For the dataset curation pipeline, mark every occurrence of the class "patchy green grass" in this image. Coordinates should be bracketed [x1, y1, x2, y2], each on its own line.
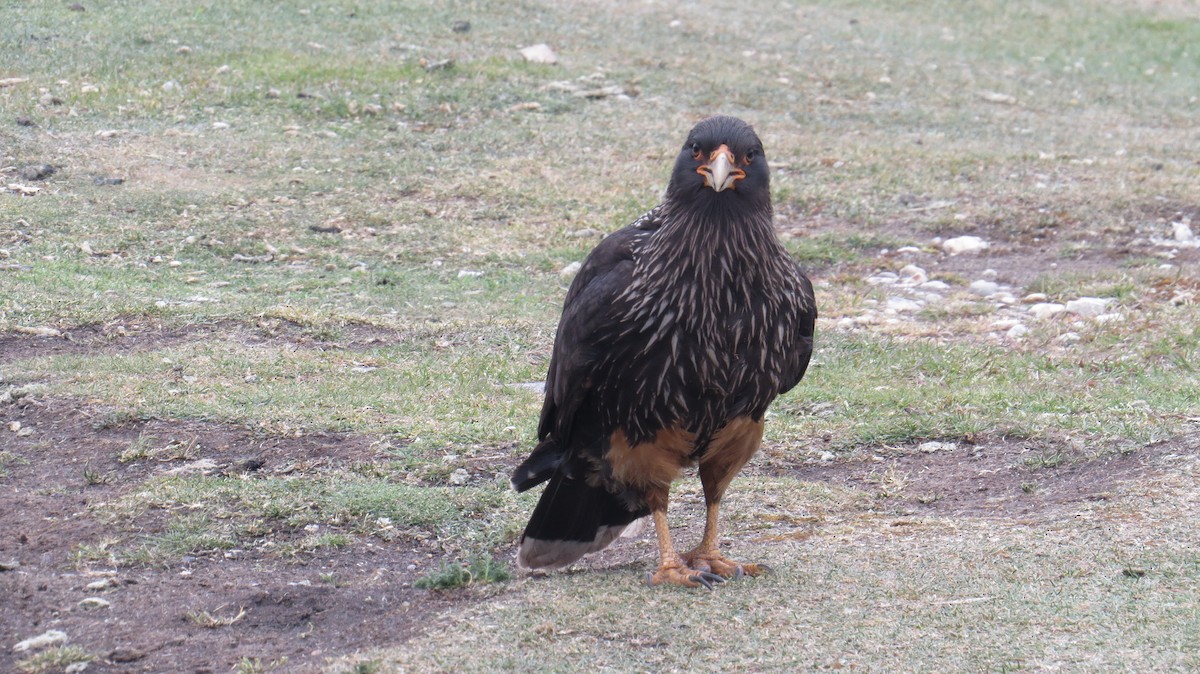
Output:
[15, 646, 94, 674]
[106, 474, 530, 566]
[414, 555, 512, 590]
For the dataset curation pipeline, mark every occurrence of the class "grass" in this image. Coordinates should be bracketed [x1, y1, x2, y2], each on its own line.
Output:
[187, 606, 248, 629]
[14, 646, 94, 674]
[3, 0, 1200, 671]
[414, 556, 512, 590]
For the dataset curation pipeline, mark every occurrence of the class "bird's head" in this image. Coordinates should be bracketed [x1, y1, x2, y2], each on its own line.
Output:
[666, 116, 769, 207]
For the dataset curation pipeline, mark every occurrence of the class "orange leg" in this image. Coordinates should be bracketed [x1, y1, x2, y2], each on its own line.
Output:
[682, 419, 770, 579]
[681, 500, 769, 579]
[645, 488, 725, 590]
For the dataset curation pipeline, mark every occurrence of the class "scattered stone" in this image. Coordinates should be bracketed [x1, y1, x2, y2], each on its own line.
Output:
[1006, 324, 1029, 339]
[19, 164, 56, 181]
[14, 325, 62, 337]
[451, 20, 471, 33]
[163, 459, 220, 476]
[79, 597, 112, 610]
[1065, 297, 1109, 317]
[917, 441, 956, 453]
[567, 228, 600, 238]
[65, 662, 89, 674]
[232, 253, 272, 263]
[942, 235, 989, 255]
[211, 121, 230, 130]
[109, 648, 146, 663]
[574, 85, 626, 99]
[449, 468, 470, 486]
[16, 116, 36, 126]
[896, 246, 922, 254]
[7, 182, 41, 196]
[920, 280, 950, 290]
[457, 269, 483, 278]
[1095, 312, 1123, 324]
[86, 578, 116, 591]
[885, 297, 923, 313]
[1027, 302, 1066, 319]
[898, 264, 927, 284]
[968, 280, 999, 296]
[13, 629, 68, 652]
[1022, 293, 1048, 304]
[69, 3, 86, 11]
[0, 77, 31, 88]
[1172, 221, 1194, 243]
[1058, 332, 1082, 343]
[989, 292, 1017, 305]
[420, 58, 454, 71]
[520, 43, 558, 64]
[560, 260, 583, 279]
[0, 559, 19, 571]
[865, 271, 898, 285]
[978, 90, 1017, 105]
[980, 269, 998, 280]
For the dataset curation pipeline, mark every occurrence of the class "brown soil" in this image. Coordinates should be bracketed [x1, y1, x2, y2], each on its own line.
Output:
[0, 397, 465, 674]
[0, 318, 404, 366]
[768, 436, 1197, 519]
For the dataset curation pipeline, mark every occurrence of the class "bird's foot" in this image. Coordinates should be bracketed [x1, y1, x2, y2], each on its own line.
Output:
[682, 548, 770, 580]
[646, 561, 726, 590]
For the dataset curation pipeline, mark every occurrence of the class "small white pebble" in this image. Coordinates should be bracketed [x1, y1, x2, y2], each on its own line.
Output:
[1028, 302, 1066, 319]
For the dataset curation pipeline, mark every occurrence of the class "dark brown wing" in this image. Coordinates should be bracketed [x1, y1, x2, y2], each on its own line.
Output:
[511, 212, 659, 492]
[778, 265, 817, 396]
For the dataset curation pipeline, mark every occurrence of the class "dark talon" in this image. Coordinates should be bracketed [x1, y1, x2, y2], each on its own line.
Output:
[756, 563, 774, 575]
[646, 572, 655, 588]
[733, 565, 744, 580]
[699, 571, 725, 587]
[691, 574, 715, 590]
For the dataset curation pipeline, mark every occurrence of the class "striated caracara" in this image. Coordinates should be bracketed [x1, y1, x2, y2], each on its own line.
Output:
[511, 116, 817, 588]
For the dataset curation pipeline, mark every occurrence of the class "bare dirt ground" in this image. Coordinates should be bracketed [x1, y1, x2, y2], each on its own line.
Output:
[0, 397, 456, 674]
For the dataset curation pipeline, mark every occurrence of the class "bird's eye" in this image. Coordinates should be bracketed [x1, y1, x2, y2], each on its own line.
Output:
[690, 142, 702, 159]
[745, 149, 759, 163]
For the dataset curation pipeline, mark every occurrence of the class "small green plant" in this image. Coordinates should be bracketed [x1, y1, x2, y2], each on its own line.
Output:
[71, 540, 119, 569]
[1024, 451, 1068, 470]
[118, 434, 154, 463]
[15, 645, 93, 673]
[187, 606, 247, 628]
[0, 450, 29, 479]
[83, 464, 111, 486]
[415, 556, 512, 590]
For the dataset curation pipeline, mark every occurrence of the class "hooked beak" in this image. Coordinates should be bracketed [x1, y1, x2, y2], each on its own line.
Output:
[697, 144, 745, 192]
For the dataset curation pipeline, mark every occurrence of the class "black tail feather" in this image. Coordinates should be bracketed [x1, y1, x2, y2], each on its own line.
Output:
[511, 438, 563, 492]
[517, 471, 645, 569]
